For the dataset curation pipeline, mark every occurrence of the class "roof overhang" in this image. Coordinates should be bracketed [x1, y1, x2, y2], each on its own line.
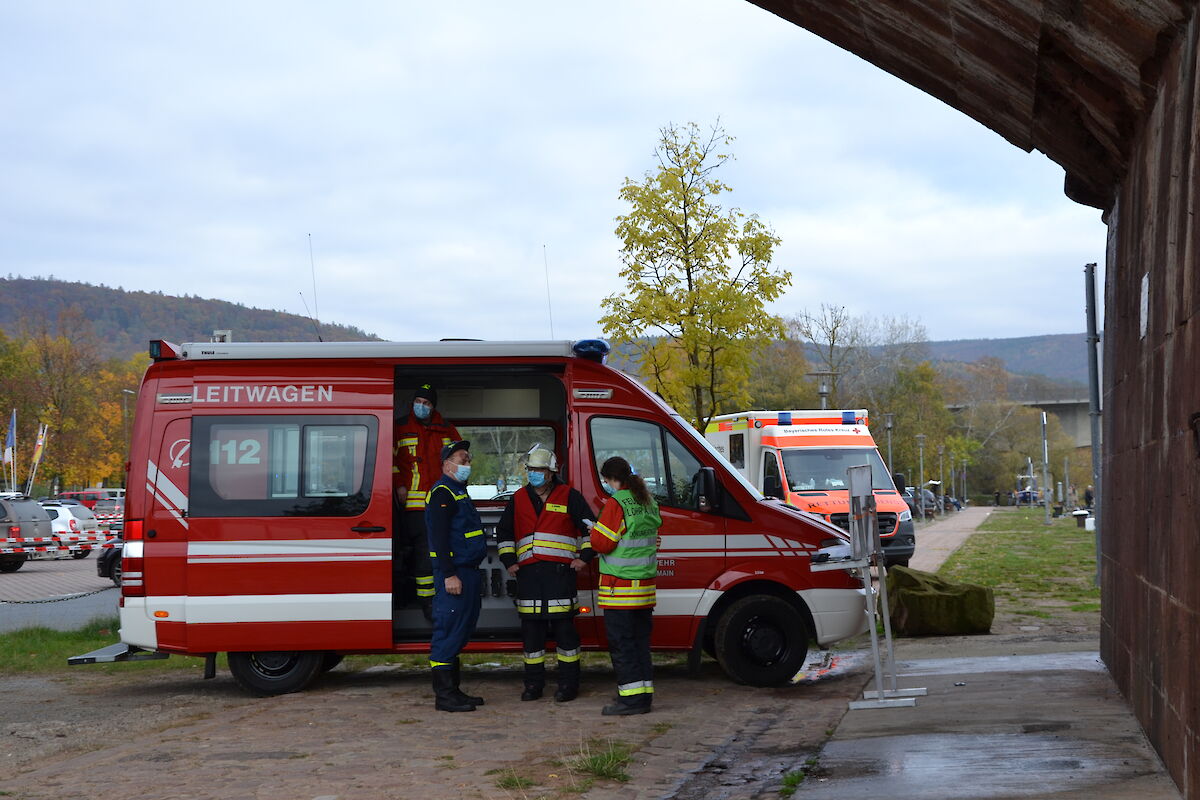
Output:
[748, 1, 1195, 209]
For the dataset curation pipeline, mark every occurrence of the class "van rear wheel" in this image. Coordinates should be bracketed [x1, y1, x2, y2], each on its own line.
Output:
[228, 651, 323, 696]
[713, 595, 809, 687]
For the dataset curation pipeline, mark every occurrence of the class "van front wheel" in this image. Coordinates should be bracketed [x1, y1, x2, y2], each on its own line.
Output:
[228, 651, 323, 696]
[713, 595, 809, 687]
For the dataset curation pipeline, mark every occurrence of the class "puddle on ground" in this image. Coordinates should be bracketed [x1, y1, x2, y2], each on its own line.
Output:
[794, 732, 1153, 799]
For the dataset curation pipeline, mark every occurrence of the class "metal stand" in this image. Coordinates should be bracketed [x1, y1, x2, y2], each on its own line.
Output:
[843, 465, 926, 710]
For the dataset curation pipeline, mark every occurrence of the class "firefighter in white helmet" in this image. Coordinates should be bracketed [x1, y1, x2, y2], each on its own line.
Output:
[496, 446, 595, 701]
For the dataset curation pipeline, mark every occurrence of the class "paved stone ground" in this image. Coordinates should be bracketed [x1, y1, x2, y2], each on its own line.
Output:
[908, 505, 994, 572]
[0, 550, 114, 601]
[0, 552, 120, 633]
[3, 657, 870, 800]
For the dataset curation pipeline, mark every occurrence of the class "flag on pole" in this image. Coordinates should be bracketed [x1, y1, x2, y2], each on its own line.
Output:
[29, 424, 47, 473]
[24, 424, 47, 496]
[2, 409, 14, 466]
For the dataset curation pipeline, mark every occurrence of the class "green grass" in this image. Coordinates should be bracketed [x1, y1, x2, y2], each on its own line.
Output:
[495, 771, 536, 790]
[780, 757, 820, 797]
[572, 738, 633, 782]
[0, 616, 219, 675]
[938, 508, 1100, 619]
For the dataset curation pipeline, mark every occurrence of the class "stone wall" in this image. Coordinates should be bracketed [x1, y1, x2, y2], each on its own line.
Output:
[1102, 9, 1200, 797]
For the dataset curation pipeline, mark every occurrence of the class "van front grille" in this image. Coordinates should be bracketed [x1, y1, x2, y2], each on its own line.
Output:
[828, 512, 898, 537]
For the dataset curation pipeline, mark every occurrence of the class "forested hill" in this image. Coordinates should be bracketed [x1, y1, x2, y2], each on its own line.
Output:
[0, 277, 380, 361]
[923, 332, 1092, 386]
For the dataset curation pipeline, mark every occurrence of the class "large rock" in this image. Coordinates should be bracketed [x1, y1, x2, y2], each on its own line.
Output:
[884, 565, 994, 636]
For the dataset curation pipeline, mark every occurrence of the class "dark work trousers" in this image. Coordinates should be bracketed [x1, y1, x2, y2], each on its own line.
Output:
[402, 510, 435, 602]
[521, 616, 581, 689]
[429, 568, 482, 668]
[603, 606, 654, 707]
[518, 562, 582, 690]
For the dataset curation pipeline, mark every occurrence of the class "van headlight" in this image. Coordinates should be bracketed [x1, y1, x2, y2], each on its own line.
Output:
[899, 508, 912, 522]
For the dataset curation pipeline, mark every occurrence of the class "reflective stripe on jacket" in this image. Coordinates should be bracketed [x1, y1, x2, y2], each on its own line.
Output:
[510, 484, 579, 565]
[591, 490, 661, 609]
[424, 477, 486, 570]
[393, 412, 459, 510]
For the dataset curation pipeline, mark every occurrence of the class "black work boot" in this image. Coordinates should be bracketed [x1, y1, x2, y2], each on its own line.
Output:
[451, 658, 484, 706]
[521, 659, 545, 700]
[601, 700, 651, 716]
[554, 660, 580, 702]
[433, 669, 476, 712]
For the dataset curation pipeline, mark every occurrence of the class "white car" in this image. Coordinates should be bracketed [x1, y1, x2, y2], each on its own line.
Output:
[40, 502, 103, 559]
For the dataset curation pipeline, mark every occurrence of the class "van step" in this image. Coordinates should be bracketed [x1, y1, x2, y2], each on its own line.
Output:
[67, 643, 170, 666]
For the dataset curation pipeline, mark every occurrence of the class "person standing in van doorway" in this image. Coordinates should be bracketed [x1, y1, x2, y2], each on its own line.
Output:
[496, 447, 595, 703]
[425, 440, 487, 712]
[590, 456, 662, 716]
[394, 383, 460, 619]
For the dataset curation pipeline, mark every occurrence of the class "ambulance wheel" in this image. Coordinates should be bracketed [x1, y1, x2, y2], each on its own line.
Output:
[320, 653, 344, 672]
[227, 651, 323, 696]
[0, 555, 27, 573]
[713, 595, 808, 687]
[72, 550, 90, 559]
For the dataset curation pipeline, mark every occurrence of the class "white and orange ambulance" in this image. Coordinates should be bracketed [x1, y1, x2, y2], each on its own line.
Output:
[71, 340, 869, 694]
[705, 410, 915, 567]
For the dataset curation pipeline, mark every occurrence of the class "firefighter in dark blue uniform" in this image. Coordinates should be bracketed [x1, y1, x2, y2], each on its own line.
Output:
[425, 440, 488, 712]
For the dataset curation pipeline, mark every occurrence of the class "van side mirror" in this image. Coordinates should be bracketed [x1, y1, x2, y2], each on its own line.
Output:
[695, 467, 721, 512]
[763, 474, 785, 500]
[892, 473, 907, 493]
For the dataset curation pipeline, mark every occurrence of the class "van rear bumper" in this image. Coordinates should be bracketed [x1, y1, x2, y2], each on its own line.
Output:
[119, 598, 158, 650]
[799, 588, 869, 645]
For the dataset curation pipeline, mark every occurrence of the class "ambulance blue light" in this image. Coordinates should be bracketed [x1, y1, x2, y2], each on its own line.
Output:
[779, 412, 792, 425]
[572, 339, 610, 363]
[841, 411, 857, 425]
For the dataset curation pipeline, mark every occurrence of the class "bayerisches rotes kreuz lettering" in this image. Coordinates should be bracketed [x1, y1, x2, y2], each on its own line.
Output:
[192, 384, 335, 404]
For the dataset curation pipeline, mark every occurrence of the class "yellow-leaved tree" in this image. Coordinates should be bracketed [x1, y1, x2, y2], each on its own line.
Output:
[599, 121, 792, 432]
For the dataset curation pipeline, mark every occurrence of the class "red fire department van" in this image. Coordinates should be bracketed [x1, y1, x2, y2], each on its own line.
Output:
[71, 339, 867, 695]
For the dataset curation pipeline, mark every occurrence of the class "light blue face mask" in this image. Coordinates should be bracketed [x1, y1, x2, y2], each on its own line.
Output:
[454, 464, 471, 483]
[527, 470, 547, 488]
[602, 482, 616, 495]
[413, 402, 432, 420]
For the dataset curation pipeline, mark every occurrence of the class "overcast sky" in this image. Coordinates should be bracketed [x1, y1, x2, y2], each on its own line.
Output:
[1, 1, 1106, 344]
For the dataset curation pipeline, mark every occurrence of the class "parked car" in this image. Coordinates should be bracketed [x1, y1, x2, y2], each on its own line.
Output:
[96, 534, 124, 586]
[41, 502, 102, 559]
[55, 489, 124, 510]
[0, 495, 53, 572]
[92, 498, 125, 531]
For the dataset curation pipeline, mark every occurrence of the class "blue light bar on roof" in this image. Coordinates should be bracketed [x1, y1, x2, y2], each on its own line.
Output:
[572, 339, 611, 363]
[778, 412, 792, 425]
[842, 411, 857, 424]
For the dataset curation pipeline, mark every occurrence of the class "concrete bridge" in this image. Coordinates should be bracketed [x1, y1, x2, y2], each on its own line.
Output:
[948, 398, 1094, 449]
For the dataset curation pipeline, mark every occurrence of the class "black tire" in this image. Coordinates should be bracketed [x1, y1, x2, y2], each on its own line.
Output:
[72, 550, 91, 559]
[111, 560, 123, 587]
[320, 653, 344, 673]
[0, 554, 27, 573]
[713, 594, 809, 687]
[227, 651, 324, 696]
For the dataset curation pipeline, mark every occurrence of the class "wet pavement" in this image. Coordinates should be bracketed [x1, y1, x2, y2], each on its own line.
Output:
[794, 644, 1181, 799]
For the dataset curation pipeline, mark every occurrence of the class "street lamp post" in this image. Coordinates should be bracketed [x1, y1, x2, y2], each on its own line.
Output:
[883, 413, 894, 474]
[938, 445, 945, 509]
[916, 434, 926, 521]
[806, 371, 836, 410]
